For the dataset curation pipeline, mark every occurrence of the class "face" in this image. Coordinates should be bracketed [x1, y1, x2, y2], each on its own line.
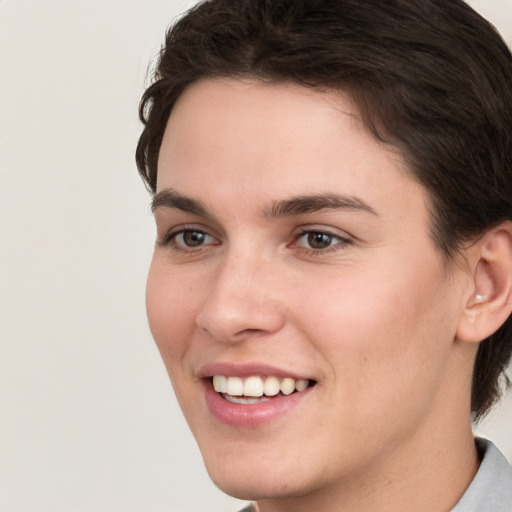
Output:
[147, 79, 469, 502]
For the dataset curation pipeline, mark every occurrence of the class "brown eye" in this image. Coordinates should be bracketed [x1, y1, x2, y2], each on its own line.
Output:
[181, 230, 207, 247]
[169, 229, 218, 249]
[307, 232, 334, 249]
[292, 229, 350, 253]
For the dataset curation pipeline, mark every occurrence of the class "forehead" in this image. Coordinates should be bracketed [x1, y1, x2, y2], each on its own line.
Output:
[156, 78, 430, 230]
[159, 79, 408, 182]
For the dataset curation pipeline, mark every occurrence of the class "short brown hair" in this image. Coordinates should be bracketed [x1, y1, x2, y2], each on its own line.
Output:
[136, 0, 512, 420]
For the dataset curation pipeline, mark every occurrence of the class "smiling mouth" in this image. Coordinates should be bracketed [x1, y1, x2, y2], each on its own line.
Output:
[211, 375, 315, 404]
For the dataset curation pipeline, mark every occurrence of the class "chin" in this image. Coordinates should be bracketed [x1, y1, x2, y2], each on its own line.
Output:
[208, 471, 302, 502]
[201, 447, 320, 502]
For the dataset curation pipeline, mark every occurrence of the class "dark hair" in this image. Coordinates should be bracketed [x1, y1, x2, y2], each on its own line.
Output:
[136, 0, 512, 420]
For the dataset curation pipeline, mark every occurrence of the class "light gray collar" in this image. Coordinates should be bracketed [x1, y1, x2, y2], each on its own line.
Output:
[238, 439, 512, 512]
[452, 438, 512, 511]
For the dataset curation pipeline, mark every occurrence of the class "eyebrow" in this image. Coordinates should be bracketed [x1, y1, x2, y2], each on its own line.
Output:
[151, 189, 208, 216]
[151, 188, 378, 218]
[263, 193, 378, 218]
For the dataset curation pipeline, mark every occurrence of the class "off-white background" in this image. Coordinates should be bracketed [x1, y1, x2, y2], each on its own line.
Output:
[1, 1, 511, 511]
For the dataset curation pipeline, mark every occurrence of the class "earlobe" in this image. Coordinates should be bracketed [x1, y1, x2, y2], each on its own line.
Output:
[456, 222, 512, 343]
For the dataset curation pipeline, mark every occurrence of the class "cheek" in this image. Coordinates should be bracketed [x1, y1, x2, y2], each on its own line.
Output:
[298, 257, 456, 413]
[145, 258, 198, 363]
[145, 259, 207, 416]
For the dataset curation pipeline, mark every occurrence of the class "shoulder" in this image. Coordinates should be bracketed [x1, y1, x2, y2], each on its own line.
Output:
[452, 438, 512, 511]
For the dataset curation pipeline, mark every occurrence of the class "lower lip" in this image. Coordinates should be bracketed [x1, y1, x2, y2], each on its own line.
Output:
[203, 380, 312, 427]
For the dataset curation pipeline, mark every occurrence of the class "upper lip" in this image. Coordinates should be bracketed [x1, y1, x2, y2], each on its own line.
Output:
[198, 362, 314, 381]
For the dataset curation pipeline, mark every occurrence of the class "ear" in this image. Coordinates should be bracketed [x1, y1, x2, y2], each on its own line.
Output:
[456, 221, 512, 343]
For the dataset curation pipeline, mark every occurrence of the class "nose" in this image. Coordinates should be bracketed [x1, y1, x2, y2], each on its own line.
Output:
[195, 252, 285, 343]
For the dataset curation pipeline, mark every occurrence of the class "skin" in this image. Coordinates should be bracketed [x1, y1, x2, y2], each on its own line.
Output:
[146, 78, 482, 511]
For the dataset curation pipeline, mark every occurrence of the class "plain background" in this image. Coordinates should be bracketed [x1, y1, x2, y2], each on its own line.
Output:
[1, 1, 511, 511]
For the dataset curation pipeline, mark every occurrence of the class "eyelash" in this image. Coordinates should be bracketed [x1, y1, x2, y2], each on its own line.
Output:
[291, 228, 352, 254]
[157, 226, 352, 255]
[158, 226, 218, 252]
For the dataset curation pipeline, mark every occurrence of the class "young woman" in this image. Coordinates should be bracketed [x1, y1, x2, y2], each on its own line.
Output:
[137, 1, 512, 510]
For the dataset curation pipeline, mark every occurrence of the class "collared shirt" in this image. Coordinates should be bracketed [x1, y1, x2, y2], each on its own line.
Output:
[452, 438, 512, 511]
[238, 439, 512, 512]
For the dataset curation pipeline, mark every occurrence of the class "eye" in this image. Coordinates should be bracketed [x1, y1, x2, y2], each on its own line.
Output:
[175, 230, 212, 247]
[302, 232, 336, 249]
[293, 229, 351, 252]
[160, 228, 219, 250]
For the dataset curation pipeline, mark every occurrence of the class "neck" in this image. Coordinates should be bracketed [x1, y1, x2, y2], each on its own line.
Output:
[257, 354, 480, 512]
[257, 426, 478, 512]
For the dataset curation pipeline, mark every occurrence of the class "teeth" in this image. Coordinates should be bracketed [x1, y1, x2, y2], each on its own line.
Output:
[212, 375, 311, 398]
[225, 395, 270, 405]
[280, 377, 295, 395]
[226, 376, 244, 396]
[263, 376, 280, 396]
[213, 375, 227, 393]
[295, 379, 308, 392]
[244, 376, 264, 397]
